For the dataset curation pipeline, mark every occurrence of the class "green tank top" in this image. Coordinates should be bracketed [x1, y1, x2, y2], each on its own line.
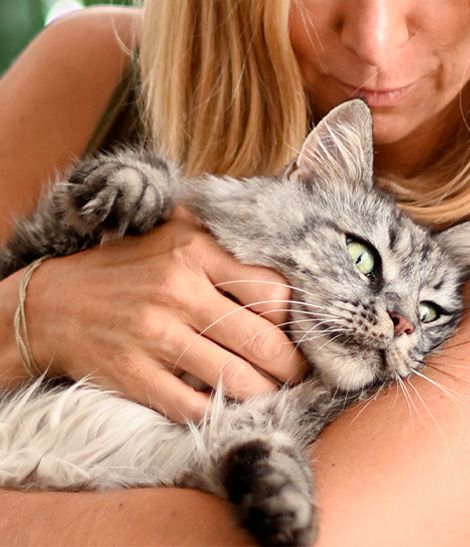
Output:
[84, 60, 143, 156]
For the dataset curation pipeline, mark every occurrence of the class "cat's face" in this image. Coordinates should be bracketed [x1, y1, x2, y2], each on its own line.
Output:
[184, 100, 470, 392]
[279, 180, 464, 392]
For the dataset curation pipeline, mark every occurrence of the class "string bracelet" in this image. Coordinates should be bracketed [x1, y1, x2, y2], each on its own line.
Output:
[13, 255, 51, 378]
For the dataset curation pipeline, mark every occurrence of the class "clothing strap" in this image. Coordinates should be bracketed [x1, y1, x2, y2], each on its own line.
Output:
[85, 57, 142, 156]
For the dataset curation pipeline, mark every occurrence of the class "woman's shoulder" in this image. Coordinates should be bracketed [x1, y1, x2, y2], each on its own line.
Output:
[0, 5, 141, 155]
[45, 6, 140, 55]
[0, 6, 142, 238]
[28, 5, 140, 91]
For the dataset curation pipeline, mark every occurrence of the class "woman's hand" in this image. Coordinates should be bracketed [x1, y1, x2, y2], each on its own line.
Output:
[26, 214, 306, 422]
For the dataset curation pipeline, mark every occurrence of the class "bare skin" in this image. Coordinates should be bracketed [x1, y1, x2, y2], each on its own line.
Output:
[0, 5, 469, 546]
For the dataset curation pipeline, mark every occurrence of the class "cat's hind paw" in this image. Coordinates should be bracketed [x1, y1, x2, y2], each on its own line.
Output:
[223, 438, 317, 547]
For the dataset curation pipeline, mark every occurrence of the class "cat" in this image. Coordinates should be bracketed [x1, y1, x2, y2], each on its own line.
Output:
[0, 100, 469, 546]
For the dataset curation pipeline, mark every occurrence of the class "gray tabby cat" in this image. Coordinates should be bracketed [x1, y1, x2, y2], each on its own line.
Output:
[0, 100, 469, 546]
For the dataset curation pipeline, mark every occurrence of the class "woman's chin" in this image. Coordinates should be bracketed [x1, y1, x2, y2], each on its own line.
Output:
[370, 112, 417, 146]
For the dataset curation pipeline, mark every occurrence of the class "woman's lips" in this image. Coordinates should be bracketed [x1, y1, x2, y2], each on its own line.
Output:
[333, 78, 413, 107]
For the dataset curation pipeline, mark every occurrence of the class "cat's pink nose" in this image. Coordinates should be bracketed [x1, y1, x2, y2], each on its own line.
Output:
[388, 311, 415, 337]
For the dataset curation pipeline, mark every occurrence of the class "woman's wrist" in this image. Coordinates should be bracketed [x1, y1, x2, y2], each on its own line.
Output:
[0, 268, 33, 387]
[23, 256, 67, 378]
[0, 258, 64, 387]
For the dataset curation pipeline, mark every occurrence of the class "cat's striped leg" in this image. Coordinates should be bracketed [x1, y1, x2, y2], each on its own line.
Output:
[180, 383, 334, 546]
[0, 149, 176, 279]
[183, 405, 317, 547]
[221, 433, 316, 547]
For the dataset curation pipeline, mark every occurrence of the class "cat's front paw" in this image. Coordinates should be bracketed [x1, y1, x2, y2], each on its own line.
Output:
[63, 152, 174, 237]
[224, 438, 317, 547]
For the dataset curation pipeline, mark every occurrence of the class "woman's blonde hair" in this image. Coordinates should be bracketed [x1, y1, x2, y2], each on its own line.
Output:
[139, 0, 470, 227]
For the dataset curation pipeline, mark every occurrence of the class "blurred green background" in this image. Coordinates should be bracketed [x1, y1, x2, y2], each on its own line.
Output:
[0, 0, 132, 74]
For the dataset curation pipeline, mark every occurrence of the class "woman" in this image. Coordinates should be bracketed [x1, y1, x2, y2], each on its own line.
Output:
[0, 1, 469, 545]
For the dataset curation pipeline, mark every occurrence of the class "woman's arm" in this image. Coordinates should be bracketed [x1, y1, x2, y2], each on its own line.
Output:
[0, 6, 138, 243]
[0, 487, 255, 546]
[0, 5, 137, 388]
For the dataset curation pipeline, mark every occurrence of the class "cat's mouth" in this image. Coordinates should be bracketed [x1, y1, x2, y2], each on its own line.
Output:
[378, 349, 388, 370]
[296, 319, 413, 390]
[313, 337, 401, 389]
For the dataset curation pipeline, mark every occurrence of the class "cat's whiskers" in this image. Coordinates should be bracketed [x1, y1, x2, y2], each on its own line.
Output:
[225, 317, 328, 365]
[405, 376, 457, 463]
[289, 327, 344, 362]
[411, 368, 468, 404]
[423, 362, 470, 386]
[217, 280, 353, 316]
[300, 320, 343, 334]
[172, 286, 346, 374]
[293, 310, 340, 320]
[403, 377, 428, 425]
[436, 336, 470, 352]
[216, 280, 366, 333]
[311, 332, 347, 355]
[425, 356, 470, 367]
[298, 330, 345, 347]
[291, 316, 345, 352]
[330, 302, 367, 318]
[172, 298, 322, 370]
[300, 325, 346, 342]
[349, 381, 386, 425]
[396, 375, 415, 423]
[310, 326, 357, 351]
[183, 304, 348, 388]
[214, 279, 322, 304]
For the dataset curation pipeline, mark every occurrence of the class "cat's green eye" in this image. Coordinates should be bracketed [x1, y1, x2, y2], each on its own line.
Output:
[418, 302, 440, 323]
[347, 240, 375, 276]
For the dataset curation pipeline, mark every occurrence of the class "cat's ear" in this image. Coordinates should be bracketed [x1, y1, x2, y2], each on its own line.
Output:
[434, 221, 470, 277]
[288, 99, 374, 188]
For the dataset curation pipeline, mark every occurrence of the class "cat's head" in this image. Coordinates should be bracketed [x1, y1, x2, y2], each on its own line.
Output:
[183, 100, 470, 392]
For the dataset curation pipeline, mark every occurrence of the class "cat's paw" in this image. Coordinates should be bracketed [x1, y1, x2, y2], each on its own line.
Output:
[63, 152, 174, 237]
[224, 438, 317, 547]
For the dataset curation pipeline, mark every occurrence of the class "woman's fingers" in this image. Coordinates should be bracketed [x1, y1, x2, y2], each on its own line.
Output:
[189, 289, 306, 384]
[208, 250, 296, 327]
[145, 371, 212, 423]
[104, 356, 212, 423]
[161, 324, 279, 399]
[152, 224, 306, 385]
[191, 234, 307, 382]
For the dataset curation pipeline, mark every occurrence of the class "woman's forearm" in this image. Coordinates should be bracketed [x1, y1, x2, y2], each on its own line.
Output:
[0, 487, 255, 546]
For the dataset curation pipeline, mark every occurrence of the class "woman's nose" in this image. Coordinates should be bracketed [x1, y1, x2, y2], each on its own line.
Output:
[339, 0, 412, 68]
